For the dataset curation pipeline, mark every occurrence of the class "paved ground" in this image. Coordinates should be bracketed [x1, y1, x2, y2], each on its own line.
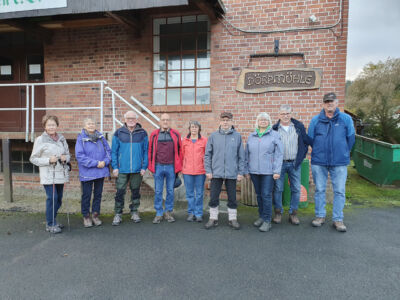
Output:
[1, 207, 399, 300]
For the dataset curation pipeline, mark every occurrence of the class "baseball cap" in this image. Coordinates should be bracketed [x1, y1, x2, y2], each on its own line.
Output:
[220, 112, 233, 119]
[323, 92, 337, 102]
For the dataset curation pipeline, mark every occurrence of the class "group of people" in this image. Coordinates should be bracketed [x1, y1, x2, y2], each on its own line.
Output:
[30, 92, 355, 234]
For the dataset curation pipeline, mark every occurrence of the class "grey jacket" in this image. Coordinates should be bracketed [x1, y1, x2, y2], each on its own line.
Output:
[204, 127, 245, 179]
[245, 129, 283, 175]
[30, 132, 70, 185]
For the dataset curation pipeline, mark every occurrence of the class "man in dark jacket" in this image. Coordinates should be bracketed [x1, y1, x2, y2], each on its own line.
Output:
[272, 105, 312, 225]
[204, 112, 245, 230]
[308, 92, 355, 232]
[111, 111, 148, 226]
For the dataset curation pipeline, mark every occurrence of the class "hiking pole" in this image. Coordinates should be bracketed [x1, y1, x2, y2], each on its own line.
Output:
[51, 162, 56, 236]
[60, 160, 70, 231]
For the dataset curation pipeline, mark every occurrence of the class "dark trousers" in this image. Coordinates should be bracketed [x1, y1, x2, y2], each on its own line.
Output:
[81, 178, 105, 217]
[44, 184, 64, 226]
[209, 178, 237, 209]
[250, 174, 274, 222]
[114, 173, 142, 214]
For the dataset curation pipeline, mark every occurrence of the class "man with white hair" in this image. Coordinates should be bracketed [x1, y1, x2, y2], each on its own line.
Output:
[272, 104, 312, 225]
[111, 111, 148, 226]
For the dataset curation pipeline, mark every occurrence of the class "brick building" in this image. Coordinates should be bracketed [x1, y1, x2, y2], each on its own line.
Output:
[0, 0, 348, 198]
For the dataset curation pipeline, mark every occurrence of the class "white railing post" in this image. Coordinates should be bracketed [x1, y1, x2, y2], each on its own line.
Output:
[130, 96, 160, 122]
[100, 81, 104, 133]
[112, 93, 116, 133]
[31, 85, 35, 142]
[25, 84, 30, 142]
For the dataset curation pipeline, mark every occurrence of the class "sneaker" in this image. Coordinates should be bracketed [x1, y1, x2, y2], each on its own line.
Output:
[195, 216, 203, 223]
[333, 221, 347, 232]
[56, 223, 65, 229]
[311, 217, 326, 227]
[229, 219, 241, 230]
[164, 211, 176, 223]
[152, 215, 163, 224]
[253, 218, 264, 227]
[83, 217, 93, 228]
[186, 214, 195, 222]
[289, 212, 300, 225]
[112, 214, 122, 226]
[272, 210, 282, 224]
[131, 212, 142, 223]
[204, 219, 218, 229]
[92, 213, 102, 226]
[45, 225, 62, 234]
[259, 221, 272, 232]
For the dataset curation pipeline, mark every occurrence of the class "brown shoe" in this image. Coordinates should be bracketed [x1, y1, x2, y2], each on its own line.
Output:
[164, 211, 176, 223]
[272, 209, 282, 224]
[204, 219, 218, 229]
[83, 216, 93, 228]
[152, 215, 163, 224]
[289, 211, 300, 225]
[311, 217, 325, 227]
[92, 212, 102, 226]
[333, 221, 347, 232]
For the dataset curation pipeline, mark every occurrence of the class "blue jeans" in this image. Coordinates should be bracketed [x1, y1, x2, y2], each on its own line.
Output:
[250, 174, 274, 222]
[81, 178, 104, 217]
[183, 174, 206, 217]
[273, 161, 301, 214]
[311, 164, 348, 222]
[44, 184, 64, 226]
[154, 164, 175, 216]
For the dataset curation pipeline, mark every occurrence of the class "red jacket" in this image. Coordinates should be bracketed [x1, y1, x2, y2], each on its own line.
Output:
[148, 128, 182, 173]
[182, 136, 207, 175]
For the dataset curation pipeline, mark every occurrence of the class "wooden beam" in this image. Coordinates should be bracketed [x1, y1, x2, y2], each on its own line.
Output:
[191, 0, 218, 24]
[41, 18, 118, 29]
[4, 20, 53, 44]
[105, 12, 141, 36]
[2, 139, 13, 203]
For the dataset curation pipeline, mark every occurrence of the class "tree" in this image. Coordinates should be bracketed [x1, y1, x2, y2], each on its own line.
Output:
[346, 58, 400, 143]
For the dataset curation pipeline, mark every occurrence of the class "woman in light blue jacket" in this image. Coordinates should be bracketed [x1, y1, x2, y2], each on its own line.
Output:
[245, 112, 283, 232]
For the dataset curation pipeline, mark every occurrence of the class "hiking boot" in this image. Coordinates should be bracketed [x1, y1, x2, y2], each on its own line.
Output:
[289, 211, 300, 225]
[195, 216, 203, 223]
[259, 221, 272, 232]
[253, 218, 264, 227]
[272, 210, 282, 224]
[186, 213, 195, 222]
[333, 221, 347, 232]
[83, 217, 93, 228]
[112, 214, 122, 226]
[229, 219, 241, 230]
[204, 219, 218, 229]
[152, 215, 163, 224]
[131, 212, 141, 223]
[311, 217, 325, 227]
[46, 225, 62, 234]
[164, 211, 176, 223]
[92, 213, 102, 226]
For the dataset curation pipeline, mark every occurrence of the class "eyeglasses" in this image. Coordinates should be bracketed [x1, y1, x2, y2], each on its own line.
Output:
[280, 113, 291, 116]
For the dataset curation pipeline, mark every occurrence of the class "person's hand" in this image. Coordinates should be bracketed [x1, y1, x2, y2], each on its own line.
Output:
[140, 169, 146, 176]
[206, 173, 213, 180]
[273, 173, 280, 180]
[113, 169, 119, 177]
[49, 155, 58, 164]
[97, 161, 105, 168]
[237, 174, 243, 182]
[60, 155, 67, 162]
[245, 174, 250, 179]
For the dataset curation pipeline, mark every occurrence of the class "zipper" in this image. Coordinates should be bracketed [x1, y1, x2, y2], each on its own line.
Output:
[130, 131, 133, 172]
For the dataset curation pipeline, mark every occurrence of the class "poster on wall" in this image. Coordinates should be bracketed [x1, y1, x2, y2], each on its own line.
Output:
[0, 0, 67, 14]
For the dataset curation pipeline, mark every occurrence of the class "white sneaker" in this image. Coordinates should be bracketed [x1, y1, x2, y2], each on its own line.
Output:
[112, 214, 122, 226]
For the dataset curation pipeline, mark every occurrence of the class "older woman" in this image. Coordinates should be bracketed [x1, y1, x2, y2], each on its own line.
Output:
[75, 118, 111, 227]
[182, 121, 207, 222]
[30, 115, 70, 234]
[245, 112, 283, 232]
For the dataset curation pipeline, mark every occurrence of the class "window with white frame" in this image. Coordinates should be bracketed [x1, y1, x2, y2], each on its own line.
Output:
[153, 15, 210, 106]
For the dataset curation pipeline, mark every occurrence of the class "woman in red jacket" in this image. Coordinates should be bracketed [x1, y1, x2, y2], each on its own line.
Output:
[182, 121, 207, 222]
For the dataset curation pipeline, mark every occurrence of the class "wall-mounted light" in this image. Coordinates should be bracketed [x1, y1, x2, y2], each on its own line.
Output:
[309, 15, 317, 23]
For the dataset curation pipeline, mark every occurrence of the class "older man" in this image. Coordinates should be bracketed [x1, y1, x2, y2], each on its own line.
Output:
[148, 113, 182, 224]
[111, 111, 148, 226]
[272, 105, 312, 225]
[308, 92, 355, 232]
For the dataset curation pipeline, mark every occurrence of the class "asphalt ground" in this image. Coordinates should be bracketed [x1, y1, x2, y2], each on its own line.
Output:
[0, 207, 399, 300]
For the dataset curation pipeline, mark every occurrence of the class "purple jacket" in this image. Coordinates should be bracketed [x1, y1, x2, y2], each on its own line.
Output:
[75, 130, 111, 181]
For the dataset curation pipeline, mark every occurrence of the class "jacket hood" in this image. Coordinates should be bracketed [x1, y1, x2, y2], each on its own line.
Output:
[41, 131, 65, 143]
[80, 129, 104, 140]
[121, 123, 144, 133]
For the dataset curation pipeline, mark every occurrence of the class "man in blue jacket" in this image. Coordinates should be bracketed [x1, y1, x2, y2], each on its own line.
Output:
[308, 93, 355, 232]
[272, 105, 312, 225]
[111, 111, 148, 226]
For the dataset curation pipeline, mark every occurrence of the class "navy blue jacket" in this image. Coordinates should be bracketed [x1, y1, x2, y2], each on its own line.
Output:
[111, 123, 149, 173]
[273, 118, 312, 169]
[308, 108, 355, 166]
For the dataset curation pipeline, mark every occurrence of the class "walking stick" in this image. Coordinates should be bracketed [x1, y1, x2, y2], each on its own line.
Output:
[51, 162, 56, 236]
[61, 160, 70, 231]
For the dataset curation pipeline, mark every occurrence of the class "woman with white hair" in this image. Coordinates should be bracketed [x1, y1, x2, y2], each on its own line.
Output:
[75, 118, 111, 227]
[245, 112, 283, 232]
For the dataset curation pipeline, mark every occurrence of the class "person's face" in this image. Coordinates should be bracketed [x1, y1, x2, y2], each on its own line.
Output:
[258, 117, 269, 128]
[279, 111, 291, 125]
[84, 120, 96, 133]
[323, 100, 338, 114]
[220, 117, 232, 130]
[190, 124, 199, 136]
[160, 114, 170, 130]
[125, 113, 138, 128]
[45, 119, 58, 135]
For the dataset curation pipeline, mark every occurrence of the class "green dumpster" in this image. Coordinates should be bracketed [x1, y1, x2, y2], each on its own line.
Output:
[282, 159, 309, 208]
[352, 135, 400, 186]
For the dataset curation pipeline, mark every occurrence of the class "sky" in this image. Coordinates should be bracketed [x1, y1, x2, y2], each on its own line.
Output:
[346, 0, 400, 80]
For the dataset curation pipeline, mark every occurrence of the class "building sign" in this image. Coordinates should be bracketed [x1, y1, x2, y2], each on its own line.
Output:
[0, 0, 67, 14]
[236, 68, 322, 93]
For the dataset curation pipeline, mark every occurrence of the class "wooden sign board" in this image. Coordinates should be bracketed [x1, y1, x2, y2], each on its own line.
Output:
[236, 68, 322, 93]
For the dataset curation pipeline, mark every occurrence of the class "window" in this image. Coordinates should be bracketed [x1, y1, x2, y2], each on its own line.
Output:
[27, 55, 44, 81]
[153, 15, 210, 106]
[0, 57, 13, 81]
[0, 150, 39, 174]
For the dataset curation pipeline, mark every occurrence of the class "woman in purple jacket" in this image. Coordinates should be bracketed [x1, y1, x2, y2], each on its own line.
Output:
[75, 118, 111, 227]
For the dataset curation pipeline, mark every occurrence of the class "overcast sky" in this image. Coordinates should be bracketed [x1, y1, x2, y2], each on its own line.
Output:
[346, 0, 400, 80]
